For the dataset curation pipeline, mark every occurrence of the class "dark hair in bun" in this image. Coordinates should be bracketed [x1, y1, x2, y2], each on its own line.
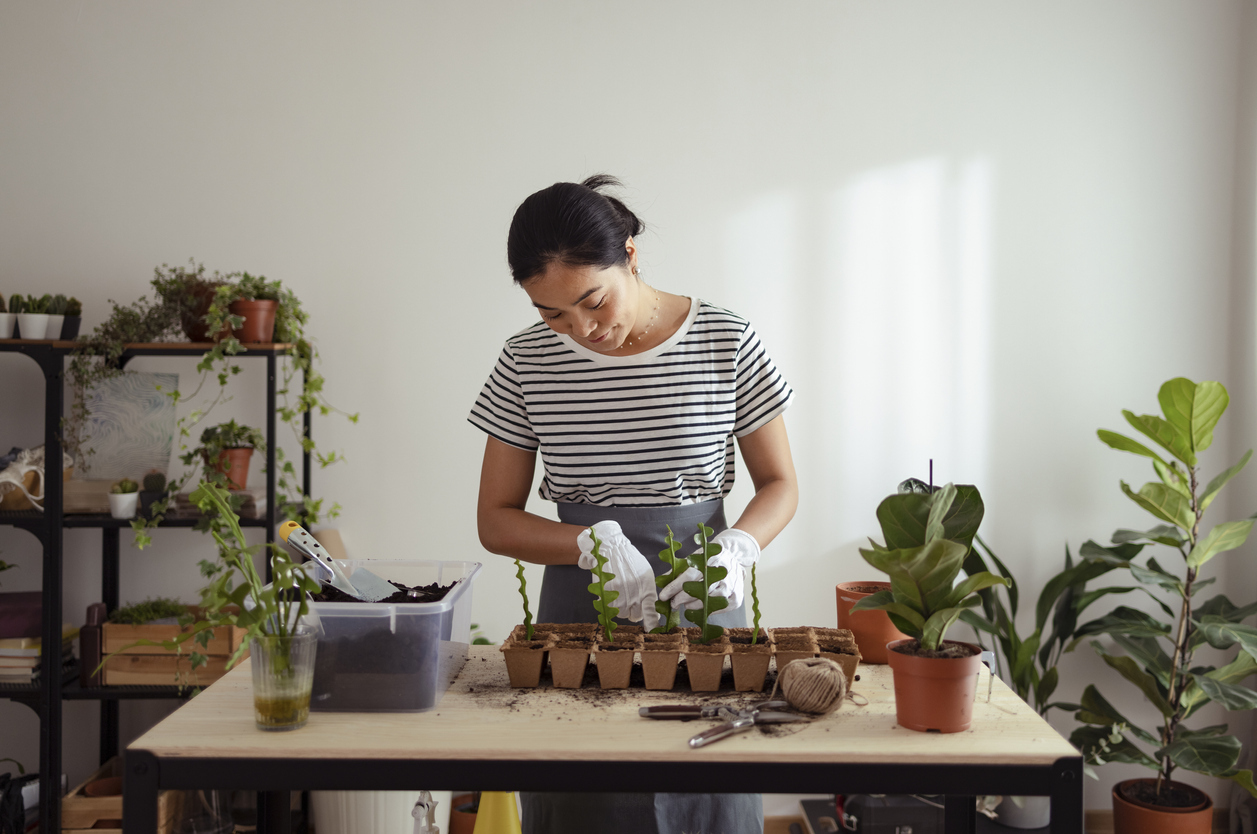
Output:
[507, 174, 645, 284]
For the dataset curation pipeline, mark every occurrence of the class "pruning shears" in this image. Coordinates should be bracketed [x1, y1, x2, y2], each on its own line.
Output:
[639, 699, 808, 748]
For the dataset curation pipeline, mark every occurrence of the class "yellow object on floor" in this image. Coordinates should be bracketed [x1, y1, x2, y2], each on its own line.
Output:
[472, 792, 521, 834]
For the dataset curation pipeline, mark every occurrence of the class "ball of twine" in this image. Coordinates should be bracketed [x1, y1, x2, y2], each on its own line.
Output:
[772, 657, 848, 714]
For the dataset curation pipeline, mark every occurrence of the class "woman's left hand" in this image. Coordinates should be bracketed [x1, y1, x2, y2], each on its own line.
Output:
[658, 528, 760, 611]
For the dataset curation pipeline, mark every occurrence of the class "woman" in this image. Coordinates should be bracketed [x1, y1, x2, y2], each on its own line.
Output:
[469, 175, 798, 834]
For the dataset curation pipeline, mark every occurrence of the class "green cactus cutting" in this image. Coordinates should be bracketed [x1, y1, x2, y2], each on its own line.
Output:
[514, 558, 533, 641]
[682, 523, 729, 645]
[585, 526, 620, 643]
[652, 525, 689, 634]
[750, 563, 762, 644]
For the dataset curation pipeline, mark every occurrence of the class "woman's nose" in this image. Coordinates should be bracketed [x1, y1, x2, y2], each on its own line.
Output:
[573, 313, 597, 337]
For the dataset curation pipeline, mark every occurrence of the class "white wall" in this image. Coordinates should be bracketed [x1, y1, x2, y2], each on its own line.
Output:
[1, 0, 1253, 813]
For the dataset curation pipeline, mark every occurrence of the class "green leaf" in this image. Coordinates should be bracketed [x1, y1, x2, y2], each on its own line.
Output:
[1035, 666, 1059, 712]
[924, 483, 955, 543]
[1097, 430, 1169, 467]
[1162, 734, 1242, 778]
[1095, 644, 1173, 717]
[1111, 525, 1186, 548]
[681, 523, 729, 644]
[1181, 651, 1257, 715]
[1201, 449, 1252, 512]
[875, 484, 984, 552]
[1227, 769, 1257, 800]
[1194, 616, 1257, 657]
[1128, 559, 1183, 596]
[1074, 684, 1158, 744]
[1079, 539, 1146, 565]
[1110, 634, 1174, 689]
[1120, 481, 1195, 531]
[1152, 459, 1192, 499]
[920, 605, 975, 651]
[652, 526, 688, 634]
[1075, 606, 1171, 641]
[1158, 378, 1228, 455]
[1123, 409, 1195, 465]
[1194, 594, 1257, 624]
[1191, 675, 1257, 711]
[945, 571, 1009, 608]
[1070, 724, 1158, 769]
[584, 527, 620, 642]
[514, 559, 533, 641]
[1187, 520, 1253, 570]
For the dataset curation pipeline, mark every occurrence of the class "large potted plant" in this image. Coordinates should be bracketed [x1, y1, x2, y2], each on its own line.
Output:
[1069, 378, 1257, 834]
[851, 479, 1008, 732]
[191, 420, 265, 491]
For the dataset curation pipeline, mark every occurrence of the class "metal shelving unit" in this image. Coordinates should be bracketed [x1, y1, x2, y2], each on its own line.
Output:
[0, 339, 310, 833]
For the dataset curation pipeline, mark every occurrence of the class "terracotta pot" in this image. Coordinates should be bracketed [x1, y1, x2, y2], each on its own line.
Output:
[594, 644, 634, 689]
[836, 581, 907, 664]
[684, 645, 727, 692]
[209, 447, 253, 490]
[230, 299, 278, 343]
[1112, 778, 1212, 834]
[548, 643, 591, 689]
[448, 794, 477, 834]
[886, 638, 981, 733]
[501, 641, 547, 688]
[730, 645, 771, 692]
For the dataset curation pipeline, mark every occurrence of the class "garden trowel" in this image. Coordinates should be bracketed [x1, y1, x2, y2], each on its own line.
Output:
[278, 520, 396, 602]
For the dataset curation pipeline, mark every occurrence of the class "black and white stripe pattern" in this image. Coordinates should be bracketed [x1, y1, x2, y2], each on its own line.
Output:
[469, 300, 793, 507]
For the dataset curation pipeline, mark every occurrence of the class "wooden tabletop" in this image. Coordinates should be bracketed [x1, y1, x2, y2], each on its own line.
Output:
[129, 646, 1078, 767]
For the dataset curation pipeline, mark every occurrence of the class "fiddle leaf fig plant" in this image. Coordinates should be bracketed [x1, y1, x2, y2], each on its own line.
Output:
[586, 527, 619, 643]
[652, 525, 688, 634]
[852, 481, 1009, 654]
[682, 523, 729, 645]
[1069, 378, 1257, 801]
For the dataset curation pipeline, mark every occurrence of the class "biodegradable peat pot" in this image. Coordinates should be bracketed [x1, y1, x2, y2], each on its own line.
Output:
[774, 628, 818, 670]
[815, 627, 862, 688]
[684, 643, 727, 692]
[230, 299, 278, 343]
[886, 638, 982, 733]
[501, 639, 549, 688]
[1111, 779, 1212, 834]
[836, 581, 907, 664]
[548, 639, 593, 689]
[639, 633, 683, 690]
[210, 447, 254, 490]
[594, 643, 634, 689]
[730, 644, 771, 692]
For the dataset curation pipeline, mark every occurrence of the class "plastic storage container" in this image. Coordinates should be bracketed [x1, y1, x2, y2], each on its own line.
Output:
[305, 559, 481, 712]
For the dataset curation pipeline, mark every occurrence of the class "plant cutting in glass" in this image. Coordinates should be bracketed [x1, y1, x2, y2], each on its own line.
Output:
[851, 480, 1008, 654]
[1068, 377, 1257, 802]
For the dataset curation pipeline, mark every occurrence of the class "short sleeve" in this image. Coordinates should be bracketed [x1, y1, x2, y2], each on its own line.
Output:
[467, 345, 539, 451]
[731, 322, 794, 437]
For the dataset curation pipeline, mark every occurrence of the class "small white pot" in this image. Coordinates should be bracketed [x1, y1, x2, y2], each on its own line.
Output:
[996, 795, 1050, 829]
[108, 492, 138, 519]
[0, 313, 13, 339]
[16, 313, 49, 340]
[45, 314, 65, 340]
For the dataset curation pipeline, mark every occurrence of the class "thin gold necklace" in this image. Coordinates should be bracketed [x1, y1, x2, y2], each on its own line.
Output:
[626, 287, 661, 347]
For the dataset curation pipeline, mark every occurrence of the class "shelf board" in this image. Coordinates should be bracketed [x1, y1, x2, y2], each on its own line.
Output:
[0, 339, 295, 356]
[0, 512, 270, 530]
[63, 678, 193, 701]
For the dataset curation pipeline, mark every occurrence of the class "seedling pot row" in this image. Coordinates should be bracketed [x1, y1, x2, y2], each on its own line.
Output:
[500, 625, 860, 693]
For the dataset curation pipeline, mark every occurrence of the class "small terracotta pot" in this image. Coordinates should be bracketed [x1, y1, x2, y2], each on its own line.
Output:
[730, 644, 771, 691]
[548, 643, 591, 689]
[837, 581, 907, 664]
[209, 447, 253, 490]
[502, 641, 547, 688]
[594, 644, 634, 689]
[886, 638, 982, 733]
[1112, 779, 1212, 834]
[448, 794, 478, 834]
[684, 645, 727, 692]
[230, 299, 278, 343]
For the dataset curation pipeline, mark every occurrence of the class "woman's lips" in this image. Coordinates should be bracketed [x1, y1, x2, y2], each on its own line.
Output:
[588, 331, 609, 344]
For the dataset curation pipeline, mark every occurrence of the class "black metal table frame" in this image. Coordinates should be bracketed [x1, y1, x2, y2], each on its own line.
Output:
[123, 751, 1084, 834]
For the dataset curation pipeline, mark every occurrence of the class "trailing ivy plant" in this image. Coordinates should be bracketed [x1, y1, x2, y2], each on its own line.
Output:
[1068, 377, 1257, 803]
[683, 523, 729, 645]
[651, 525, 688, 634]
[585, 526, 620, 643]
[106, 597, 187, 625]
[514, 559, 533, 641]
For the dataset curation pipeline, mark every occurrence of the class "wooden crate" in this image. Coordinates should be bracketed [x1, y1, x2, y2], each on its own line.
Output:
[62, 756, 181, 834]
[102, 618, 247, 687]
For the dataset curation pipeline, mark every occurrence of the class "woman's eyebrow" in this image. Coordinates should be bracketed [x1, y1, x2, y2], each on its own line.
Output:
[532, 286, 602, 310]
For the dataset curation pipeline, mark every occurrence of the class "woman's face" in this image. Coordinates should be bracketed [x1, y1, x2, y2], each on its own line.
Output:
[523, 247, 643, 353]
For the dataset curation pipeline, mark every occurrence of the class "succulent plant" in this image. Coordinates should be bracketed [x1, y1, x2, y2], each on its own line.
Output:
[142, 472, 167, 494]
[65, 297, 82, 317]
[25, 294, 51, 314]
[9, 295, 24, 314]
[110, 478, 139, 495]
[48, 294, 68, 315]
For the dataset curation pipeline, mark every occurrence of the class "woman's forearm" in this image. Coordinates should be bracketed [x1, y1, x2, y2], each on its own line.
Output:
[731, 475, 798, 548]
[730, 415, 799, 548]
[477, 504, 585, 566]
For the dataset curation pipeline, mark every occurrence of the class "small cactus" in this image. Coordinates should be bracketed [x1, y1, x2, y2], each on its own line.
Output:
[65, 297, 82, 317]
[142, 472, 167, 493]
[0, 295, 6, 314]
[48, 294, 68, 315]
[9, 295, 24, 314]
[110, 478, 139, 495]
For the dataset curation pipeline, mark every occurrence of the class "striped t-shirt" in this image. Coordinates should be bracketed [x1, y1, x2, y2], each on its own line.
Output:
[468, 298, 794, 507]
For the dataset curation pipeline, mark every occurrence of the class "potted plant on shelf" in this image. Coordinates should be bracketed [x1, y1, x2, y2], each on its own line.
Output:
[45, 295, 67, 341]
[962, 540, 1128, 828]
[501, 559, 550, 688]
[107, 478, 139, 520]
[62, 297, 82, 340]
[213, 272, 282, 344]
[138, 471, 168, 519]
[641, 527, 690, 690]
[851, 480, 1008, 733]
[681, 523, 731, 692]
[586, 528, 635, 689]
[151, 260, 230, 343]
[0, 294, 11, 339]
[12, 294, 50, 341]
[1068, 378, 1257, 834]
[191, 420, 265, 491]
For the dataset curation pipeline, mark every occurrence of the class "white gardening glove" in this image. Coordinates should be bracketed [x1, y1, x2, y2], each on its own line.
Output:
[577, 521, 660, 631]
[658, 528, 761, 612]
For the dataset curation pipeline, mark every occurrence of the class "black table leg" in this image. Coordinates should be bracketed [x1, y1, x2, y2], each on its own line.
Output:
[258, 790, 292, 834]
[123, 750, 160, 834]
[1050, 757, 1084, 833]
[944, 795, 975, 834]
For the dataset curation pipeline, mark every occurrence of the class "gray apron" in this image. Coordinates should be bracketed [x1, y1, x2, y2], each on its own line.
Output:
[520, 499, 762, 834]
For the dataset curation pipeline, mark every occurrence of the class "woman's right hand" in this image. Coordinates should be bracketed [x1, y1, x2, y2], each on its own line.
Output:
[577, 521, 660, 631]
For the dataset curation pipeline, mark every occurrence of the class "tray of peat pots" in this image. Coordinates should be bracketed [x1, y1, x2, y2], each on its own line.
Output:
[499, 625, 557, 688]
[299, 559, 482, 712]
[638, 630, 685, 690]
[813, 627, 862, 688]
[725, 627, 773, 692]
[680, 626, 729, 692]
[594, 624, 643, 689]
[544, 623, 599, 689]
